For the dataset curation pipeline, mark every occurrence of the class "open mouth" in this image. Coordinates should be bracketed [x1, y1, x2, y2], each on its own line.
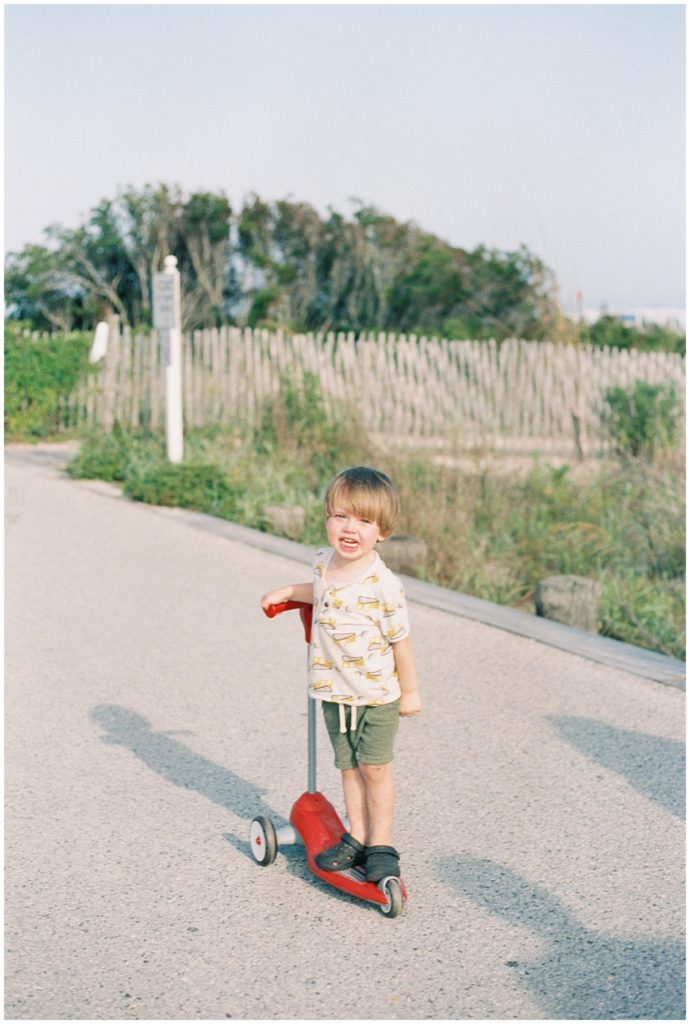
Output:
[340, 537, 359, 551]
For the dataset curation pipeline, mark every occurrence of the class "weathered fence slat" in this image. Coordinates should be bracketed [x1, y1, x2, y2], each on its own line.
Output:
[65, 327, 685, 452]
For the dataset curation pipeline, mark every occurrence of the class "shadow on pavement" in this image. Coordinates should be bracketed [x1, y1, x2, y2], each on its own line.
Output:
[90, 704, 376, 914]
[548, 715, 685, 820]
[91, 703, 281, 824]
[438, 853, 685, 1020]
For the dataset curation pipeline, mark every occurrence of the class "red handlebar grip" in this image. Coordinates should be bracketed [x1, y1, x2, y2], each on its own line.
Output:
[263, 600, 313, 644]
[263, 600, 310, 619]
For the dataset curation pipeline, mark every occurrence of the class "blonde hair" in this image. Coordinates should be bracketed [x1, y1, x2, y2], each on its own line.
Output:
[324, 467, 400, 539]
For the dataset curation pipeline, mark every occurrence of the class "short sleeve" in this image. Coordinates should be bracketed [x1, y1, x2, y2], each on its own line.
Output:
[312, 548, 328, 600]
[377, 570, 410, 643]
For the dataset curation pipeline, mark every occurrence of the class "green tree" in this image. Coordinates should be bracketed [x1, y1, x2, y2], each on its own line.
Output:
[5, 245, 86, 331]
[386, 234, 469, 333]
[584, 314, 685, 355]
[5, 184, 565, 341]
[5, 184, 234, 331]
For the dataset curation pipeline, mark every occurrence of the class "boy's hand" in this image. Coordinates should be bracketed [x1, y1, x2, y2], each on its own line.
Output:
[261, 588, 292, 611]
[399, 692, 422, 717]
[261, 582, 313, 611]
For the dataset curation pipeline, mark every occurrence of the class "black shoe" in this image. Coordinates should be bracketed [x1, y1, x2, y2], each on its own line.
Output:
[315, 833, 366, 871]
[365, 845, 400, 882]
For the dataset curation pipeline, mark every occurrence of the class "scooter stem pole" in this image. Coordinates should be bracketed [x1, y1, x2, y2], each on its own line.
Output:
[307, 694, 317, 794]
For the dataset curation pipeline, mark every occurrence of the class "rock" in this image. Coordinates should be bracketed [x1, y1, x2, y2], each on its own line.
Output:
[378, 535, 428, 575]
[263, 505, 305, 540]
[535, 575, 601, 633]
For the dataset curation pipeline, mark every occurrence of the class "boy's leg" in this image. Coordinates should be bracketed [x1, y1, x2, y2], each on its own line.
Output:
[341, 766, 368, 845]
[358, 761, 395, 847]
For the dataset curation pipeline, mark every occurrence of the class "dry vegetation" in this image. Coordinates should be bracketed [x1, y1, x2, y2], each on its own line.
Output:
[67, 376, 685, 660]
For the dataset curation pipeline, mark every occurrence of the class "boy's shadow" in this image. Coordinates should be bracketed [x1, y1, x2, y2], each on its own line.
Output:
[438, 853, 685, 1020]
[91, 703, 289, 856]
[90, 704, 366, 909]
[548, 715, 685, 820]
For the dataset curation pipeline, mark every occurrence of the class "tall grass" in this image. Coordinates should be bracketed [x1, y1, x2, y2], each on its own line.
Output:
[384, 453, 684, 657]
[67, 377, 685, 660]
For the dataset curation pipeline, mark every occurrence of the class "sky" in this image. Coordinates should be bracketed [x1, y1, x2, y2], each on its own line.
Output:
[4, 3, 686, 315]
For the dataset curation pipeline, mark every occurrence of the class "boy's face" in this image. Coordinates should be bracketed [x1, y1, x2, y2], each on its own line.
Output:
[326, 507, 384, 563]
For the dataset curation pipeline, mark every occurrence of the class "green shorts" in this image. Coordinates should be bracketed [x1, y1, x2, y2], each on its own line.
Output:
[321, 699, 400, 770]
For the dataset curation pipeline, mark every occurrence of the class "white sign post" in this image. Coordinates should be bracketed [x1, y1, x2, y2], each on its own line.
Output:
[153, 255, 183, 463]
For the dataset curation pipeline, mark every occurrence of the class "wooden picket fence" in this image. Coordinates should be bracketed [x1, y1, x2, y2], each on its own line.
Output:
[63, 325, 686, 453]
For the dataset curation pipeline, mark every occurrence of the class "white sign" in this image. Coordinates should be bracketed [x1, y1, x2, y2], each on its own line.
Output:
[153, 272, 180, 329]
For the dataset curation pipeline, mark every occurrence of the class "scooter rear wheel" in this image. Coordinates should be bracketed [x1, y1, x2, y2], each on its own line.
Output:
[250, 816, 278, 866]
[378, 877, 404, 917]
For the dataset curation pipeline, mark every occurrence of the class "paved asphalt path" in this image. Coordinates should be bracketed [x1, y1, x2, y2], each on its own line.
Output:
[5, 445, 685, 1021]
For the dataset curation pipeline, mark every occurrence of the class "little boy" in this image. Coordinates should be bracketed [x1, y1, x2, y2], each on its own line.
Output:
[261, 466, 422, 883]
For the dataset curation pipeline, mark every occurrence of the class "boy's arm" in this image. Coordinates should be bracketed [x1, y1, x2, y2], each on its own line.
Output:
[261, 582, 313, 610]
[393, 636, 422, 716]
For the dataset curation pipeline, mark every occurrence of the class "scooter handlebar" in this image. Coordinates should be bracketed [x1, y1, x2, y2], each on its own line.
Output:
[263, 600, 311, 618]
[263, 600, 313, 644]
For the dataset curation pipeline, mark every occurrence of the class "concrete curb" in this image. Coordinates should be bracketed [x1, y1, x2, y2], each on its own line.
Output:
[76, 477, 686, 691]
[9, 445, 682, 690]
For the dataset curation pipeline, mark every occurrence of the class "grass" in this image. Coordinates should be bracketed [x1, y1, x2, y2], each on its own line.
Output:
[385, 452, 684, 658]
[65, 378, 685, 661]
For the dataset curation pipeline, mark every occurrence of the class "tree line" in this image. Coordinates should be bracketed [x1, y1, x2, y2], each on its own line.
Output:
[5, 184, 684, 352]
[5, 184, 562, 340]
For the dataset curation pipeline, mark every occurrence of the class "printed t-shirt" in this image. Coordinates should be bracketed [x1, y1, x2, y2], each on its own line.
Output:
[309, 547, 410, 706]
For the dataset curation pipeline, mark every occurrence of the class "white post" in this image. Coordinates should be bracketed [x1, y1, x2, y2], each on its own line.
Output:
[153, 255, 183, 463]
[89, 321, 109, 363]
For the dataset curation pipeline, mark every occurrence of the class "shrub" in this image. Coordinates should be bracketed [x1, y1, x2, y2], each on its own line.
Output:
[603, 380, 680, 458]
[66, 428, 129, 481]
[5, 323, 92, 439]
[65, 427, 164, 482]
[124, 461, 237, 517]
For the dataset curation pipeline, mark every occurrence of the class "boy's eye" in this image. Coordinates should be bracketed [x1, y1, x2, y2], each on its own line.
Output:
[360, 518, 371, 525]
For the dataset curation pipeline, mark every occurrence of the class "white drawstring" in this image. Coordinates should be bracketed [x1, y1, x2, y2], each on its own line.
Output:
[338, 704, 358, 733]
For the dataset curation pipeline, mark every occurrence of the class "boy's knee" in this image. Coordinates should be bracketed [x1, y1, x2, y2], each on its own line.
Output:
[359, 760, 391, 779]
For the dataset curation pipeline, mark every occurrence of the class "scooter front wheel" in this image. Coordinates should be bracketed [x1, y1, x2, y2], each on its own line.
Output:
[378, 877, 404, 918]
[250, 816, 278, 866]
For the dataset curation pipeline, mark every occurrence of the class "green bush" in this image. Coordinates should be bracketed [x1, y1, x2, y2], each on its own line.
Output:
[5, 322, 93, 439]
[65, 427, 165, 482]
[66, 429, 129, 482]
[125, 461, 238, 517]
[603, 380, 680, 458]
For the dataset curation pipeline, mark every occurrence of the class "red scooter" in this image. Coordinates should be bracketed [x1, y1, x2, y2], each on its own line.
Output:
[250, 600, 407, 918]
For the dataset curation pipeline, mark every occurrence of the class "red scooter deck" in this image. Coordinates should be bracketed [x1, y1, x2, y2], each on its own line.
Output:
[290, 790, 407, 906]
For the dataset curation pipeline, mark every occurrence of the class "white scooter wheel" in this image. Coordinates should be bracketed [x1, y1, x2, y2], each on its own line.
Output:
[250, 816, 278, 866]
[378, 877, 404, 918]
